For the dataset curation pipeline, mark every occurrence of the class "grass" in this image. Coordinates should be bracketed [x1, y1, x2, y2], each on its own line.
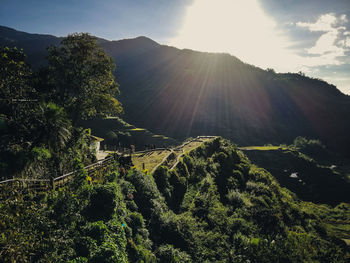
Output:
[301, 202, 350, 247]
[80, 117, 178, 150]
[132, 150, 170, 172]
[182, 139, 207, 153]
[131, 137, 216, 173]
[240, 146, 288, 151]
[129, 128, 146, 131]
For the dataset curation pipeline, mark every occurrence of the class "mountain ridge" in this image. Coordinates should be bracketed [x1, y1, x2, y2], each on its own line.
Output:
[1, 25, 350, 155]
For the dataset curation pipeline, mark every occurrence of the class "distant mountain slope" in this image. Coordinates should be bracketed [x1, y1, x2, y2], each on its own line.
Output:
[79, 117, 178, 150]
[0, 25, 60, 67]
[1, 25, 350, 153]
[242, 147, 350, 205]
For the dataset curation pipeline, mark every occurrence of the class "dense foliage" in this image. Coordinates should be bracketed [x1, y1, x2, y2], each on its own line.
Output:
[0, 34, 122, 179]
[46, 33, 122, 123]
[0, 163, 129, 262]
[1, 138, 348, 262]
[244, 138, 350, 205]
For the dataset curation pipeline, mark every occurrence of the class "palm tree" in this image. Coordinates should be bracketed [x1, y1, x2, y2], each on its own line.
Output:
[38, 102, 72, 151]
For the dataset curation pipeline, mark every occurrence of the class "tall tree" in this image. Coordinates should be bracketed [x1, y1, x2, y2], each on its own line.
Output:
[0, 47, 37, 146]
[47, 33, 123, 123]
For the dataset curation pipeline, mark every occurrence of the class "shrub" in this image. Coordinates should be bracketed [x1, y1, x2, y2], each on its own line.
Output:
[85, 221, 109, 244]
[105, 171, 118, 183]
[226, 190, 244, 208]
[90, 242, 128, 263]
[83, 184, 117, 221]
[156, 244, 192, 263]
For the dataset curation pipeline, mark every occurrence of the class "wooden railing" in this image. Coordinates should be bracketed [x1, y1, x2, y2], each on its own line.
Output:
[0, 178, 51, 192]
[0, 136, 219, 192]
[0, 156, 115, 192]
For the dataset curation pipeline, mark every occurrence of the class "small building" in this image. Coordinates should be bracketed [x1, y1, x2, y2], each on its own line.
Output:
[90, 135, 105, 157]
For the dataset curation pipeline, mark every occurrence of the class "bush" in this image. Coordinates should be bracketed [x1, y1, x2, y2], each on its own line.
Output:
[90, 242, 128, 263]
[83, 184, 117, 221]
[156, 244, 192, 263]
[226, 190, 244, 208]
[85, 221, 109, 244]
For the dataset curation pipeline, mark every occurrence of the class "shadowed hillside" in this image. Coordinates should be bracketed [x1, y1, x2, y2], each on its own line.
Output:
[1, 25, 350, 154]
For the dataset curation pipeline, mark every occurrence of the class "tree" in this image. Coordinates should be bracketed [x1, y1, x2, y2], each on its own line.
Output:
[35, 102, 72, 151]
[0, 47, 34, 116]
[0, 47, 37, 150]
[47, 33, 123, 123]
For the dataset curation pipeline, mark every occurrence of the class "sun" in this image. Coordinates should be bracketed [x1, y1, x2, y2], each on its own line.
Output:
[169, 0, 297, 72]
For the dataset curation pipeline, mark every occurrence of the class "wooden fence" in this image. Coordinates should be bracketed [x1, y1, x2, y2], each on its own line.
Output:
[0, 136, 219, 193]
[0, 156, 115, 193]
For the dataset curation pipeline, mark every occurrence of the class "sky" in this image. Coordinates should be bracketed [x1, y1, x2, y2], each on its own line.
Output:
[1, 0, 350, 94]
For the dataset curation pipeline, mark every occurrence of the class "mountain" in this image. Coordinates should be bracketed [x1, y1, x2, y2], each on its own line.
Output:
[79, 116, 178, 150]
[1, 25, 350, 154]
[0, 25, 60, 67]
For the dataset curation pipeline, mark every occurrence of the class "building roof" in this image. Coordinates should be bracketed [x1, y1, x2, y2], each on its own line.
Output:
[90, 135, 104, 142]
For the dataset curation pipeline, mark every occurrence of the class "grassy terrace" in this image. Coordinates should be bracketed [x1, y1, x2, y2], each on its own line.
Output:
[132, 150, 171, 172]
[239, 146, 289, 151]
[131, 137, 215, 173]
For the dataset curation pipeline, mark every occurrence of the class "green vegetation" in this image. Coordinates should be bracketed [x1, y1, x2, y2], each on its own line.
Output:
[79, 117, 178, 150]
[243, 138, 350, 205]
[240, 146, 288, 151]
[129, 128, 146, 131]
[132, 150, 171, 172]
[0, 34, 122, 179]
[300, 202, 350, 252]
[131, 137, 215, 173]
[3, 26, 350, 155]
[1, 138, 349, 262]
[1, 32, 349, 262]
[0, 164, 130, 262]
[46, 33, 122, 123]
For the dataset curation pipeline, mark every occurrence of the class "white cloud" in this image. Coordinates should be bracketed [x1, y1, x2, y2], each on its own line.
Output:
[308, 30, 343, 55]
[296, 13, 350, 66]
[296, 13, 337, 32]
[340, 14, 348, 23]
[345, 37, 350, 47]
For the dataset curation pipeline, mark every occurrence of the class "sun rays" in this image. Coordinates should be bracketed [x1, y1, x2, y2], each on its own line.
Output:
[169, 0, 295, 71]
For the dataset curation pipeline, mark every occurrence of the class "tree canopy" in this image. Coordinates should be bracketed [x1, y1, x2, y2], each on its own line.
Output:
[0, 34, 123, 178]
[47, 33, 123, 122]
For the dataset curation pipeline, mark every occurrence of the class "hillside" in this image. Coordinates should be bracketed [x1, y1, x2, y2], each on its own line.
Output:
[1, 29, 349, 263]
[241, 146, 350, 205]
[1, 138, 349, 262]
[1, 26, 350, 154]
[79, 117, 178, 151]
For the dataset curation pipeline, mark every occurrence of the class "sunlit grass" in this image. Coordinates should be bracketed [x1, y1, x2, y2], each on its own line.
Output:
[182, 140, 206, 153]
[131, 138, 215, 173]
[132, 150, 170, 172]
[152, 135, 169, 139]
[240, 146, 288, 151]
[129, 128, 146, 131]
